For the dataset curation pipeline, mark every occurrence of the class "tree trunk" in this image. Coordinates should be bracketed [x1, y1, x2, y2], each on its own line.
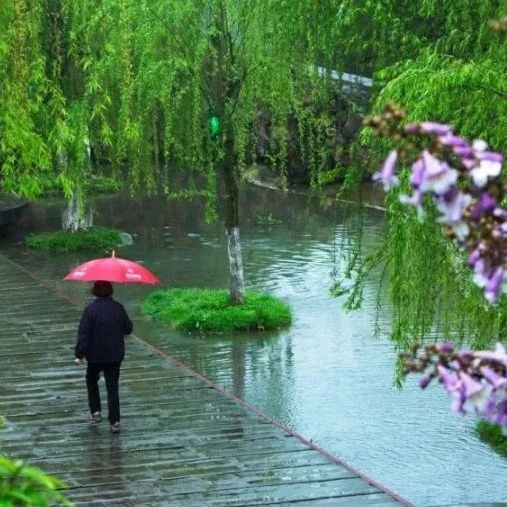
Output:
[62, 193, 93, 232]
[85, 136, 92, 171]
[207, 5, 245, 304]
[227, 225, 244, 305]
[221, 133, 245, 305]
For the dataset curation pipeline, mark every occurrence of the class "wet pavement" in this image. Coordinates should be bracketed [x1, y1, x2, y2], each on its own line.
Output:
[0, 253, 404, 506]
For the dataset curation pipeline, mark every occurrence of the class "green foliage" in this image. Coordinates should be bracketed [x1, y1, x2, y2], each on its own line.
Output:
[0, 1, 52, 198]
[336, 180, 507, 352]
[114, 0, 338, 198]
[41, 175, 122, 195]
[2, 0, 506, 201]
[326, 0, 506, 76]
[0, 417, 6, 430]
[141, 288, 291, 333]
[87, 175, 122, 194]
[0, 455, 72, 506]
[254, 213, 282, 226]
[1, 0, 350, 224]
[25, 227, 123, 253]
[368, 50, 507, 152]
[476, 420, 507, 458]
[335, 1, 507, 354]
[356, 1, 507, 161]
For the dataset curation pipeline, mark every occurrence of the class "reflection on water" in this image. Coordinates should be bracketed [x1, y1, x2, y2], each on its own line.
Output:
[1, 186, 506, 506]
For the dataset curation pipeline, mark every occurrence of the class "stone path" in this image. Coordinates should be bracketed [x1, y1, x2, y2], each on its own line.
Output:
[0, 253, 406, 506]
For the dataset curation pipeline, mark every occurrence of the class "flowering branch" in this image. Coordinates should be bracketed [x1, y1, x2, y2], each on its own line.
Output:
[401, 342, 507, 429]
[365, 103, 507, 303]
[366, 103, 507, 428]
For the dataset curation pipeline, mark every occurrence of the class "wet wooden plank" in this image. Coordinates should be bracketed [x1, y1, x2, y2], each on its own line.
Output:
[0, 253, 403, 506]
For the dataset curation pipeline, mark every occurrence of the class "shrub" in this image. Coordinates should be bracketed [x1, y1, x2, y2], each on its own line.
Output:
[476, 420, 507, 458]
[0, 455, 72, 506]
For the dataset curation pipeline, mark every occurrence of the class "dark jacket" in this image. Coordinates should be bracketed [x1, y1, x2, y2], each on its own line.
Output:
[75, 297, 133, 363]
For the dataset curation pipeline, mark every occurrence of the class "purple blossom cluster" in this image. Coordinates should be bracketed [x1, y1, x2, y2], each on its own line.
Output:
[367, 104, 507, 303]
[366, 104, 507, 428]
[402, 342, 507, 429]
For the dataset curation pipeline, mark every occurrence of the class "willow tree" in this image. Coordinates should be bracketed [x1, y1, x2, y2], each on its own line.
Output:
[0, 1, 116, 230]
[111, 0, 336, 304]
[337, 1, 507, 353]
[42, 0, 124, 231]
[368, 1, 507, 150]
[0, 0, 51, 198]
[320, 0, 506, 77]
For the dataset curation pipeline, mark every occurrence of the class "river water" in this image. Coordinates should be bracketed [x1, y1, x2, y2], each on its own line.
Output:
[1, 186, 505, 506]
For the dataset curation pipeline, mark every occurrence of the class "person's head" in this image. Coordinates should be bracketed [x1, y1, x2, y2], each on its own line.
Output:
[92, 280, 113, 298]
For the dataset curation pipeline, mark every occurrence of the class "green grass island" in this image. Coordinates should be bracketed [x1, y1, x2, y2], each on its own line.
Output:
[142, 288, 291, 334]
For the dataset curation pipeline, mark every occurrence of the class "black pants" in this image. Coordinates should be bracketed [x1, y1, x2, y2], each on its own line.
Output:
[86, 362, 121, 424]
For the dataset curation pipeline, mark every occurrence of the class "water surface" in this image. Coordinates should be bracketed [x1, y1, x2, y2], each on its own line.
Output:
[1, 186, 505, 506]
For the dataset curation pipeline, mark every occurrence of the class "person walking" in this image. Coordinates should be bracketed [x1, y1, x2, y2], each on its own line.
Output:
[74, 280, 133, 433]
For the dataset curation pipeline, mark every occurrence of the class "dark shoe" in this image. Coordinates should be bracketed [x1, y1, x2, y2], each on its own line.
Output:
[89, 411, 102, 423]
[110, 422, 121, 433]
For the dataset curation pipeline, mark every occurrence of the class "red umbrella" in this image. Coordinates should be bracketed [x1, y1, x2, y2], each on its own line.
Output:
[63, 252, 160, 285]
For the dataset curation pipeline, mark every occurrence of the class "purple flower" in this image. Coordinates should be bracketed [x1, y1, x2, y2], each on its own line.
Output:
[475, 150, 503, 164]
[420, 122, 453, 136]
[470, 160, 503, 188]
[453, 373, 492, 415]
[470, 140, 503, 187]
[493, 207, 507, 219]
[438, 365, 460, 392]
[404, 123, 419, 134]
[457, 350, 474, 362]
[460, 372, 483, 398]
[410, 158, 425, 188]
[485, 267, 503, 303]
[436, 190, 471, 240]
[419, 151, 458, 195]
[437, 189, 471, 221]
[376, 117, 507, 306]
[475, 343, 507, 367]
[439, 134, 468, 148]
[472, 259, 491, 289]
[454, 145, 475, 158]
[468, 248, 482, 268]
[492, 222, 507, 239]
[435, 342, 454, 353]
[481, 366, 507, 389]
[491, 400, 507, 426]
[409, 341, 507, 427]
[373, 150, 399, 191]
[470, 193, 496, 222]
[419, 374, 432, 389]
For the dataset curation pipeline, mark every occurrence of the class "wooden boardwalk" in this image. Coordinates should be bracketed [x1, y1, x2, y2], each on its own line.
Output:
[0, 253, 405, 506]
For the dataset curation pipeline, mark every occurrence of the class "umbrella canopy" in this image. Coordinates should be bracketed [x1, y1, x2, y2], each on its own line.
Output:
[63, 252, 160, 285]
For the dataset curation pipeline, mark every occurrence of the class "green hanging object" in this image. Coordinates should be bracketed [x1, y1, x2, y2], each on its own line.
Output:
[208, 115, 221, 137]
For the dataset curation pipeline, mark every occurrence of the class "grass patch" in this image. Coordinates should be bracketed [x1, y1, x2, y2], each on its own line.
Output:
[476, 420, 507, 458]
[141, 288, 291, 334]
[25, 226, 124, 253]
